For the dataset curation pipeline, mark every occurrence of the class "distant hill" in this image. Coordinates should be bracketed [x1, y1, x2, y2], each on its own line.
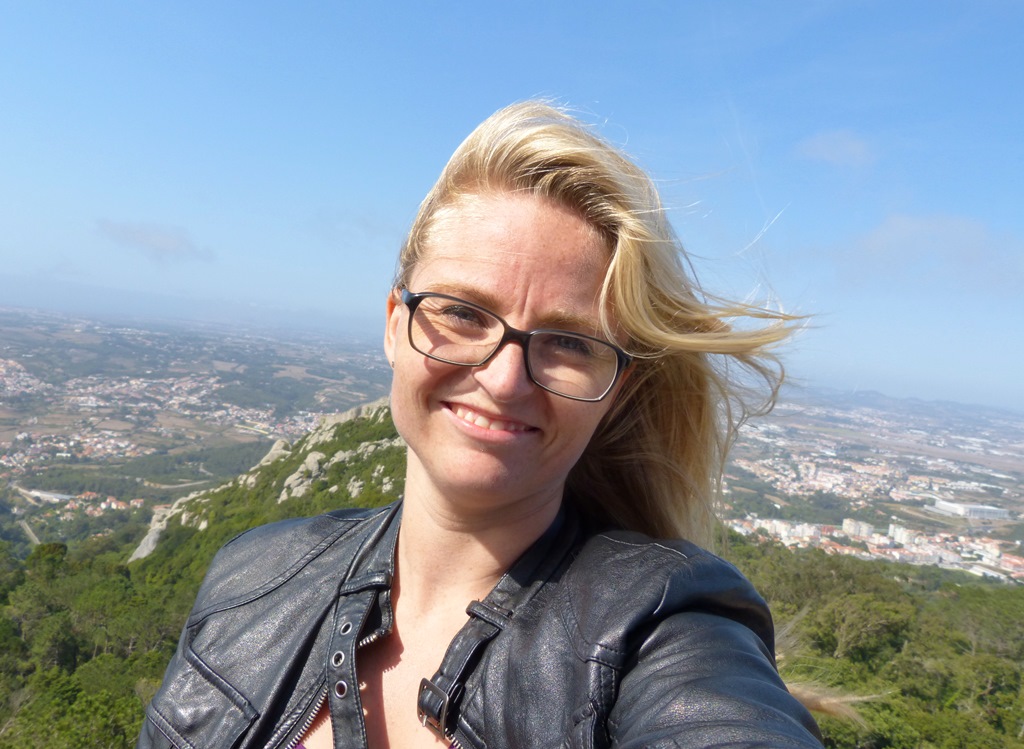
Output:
[788, 383, 1024, 421]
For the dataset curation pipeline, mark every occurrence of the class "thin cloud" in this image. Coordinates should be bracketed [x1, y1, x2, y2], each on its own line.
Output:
[795, 130, 876, 168]
[97, 220, 214, 263]
[837, 213, 1024, 295]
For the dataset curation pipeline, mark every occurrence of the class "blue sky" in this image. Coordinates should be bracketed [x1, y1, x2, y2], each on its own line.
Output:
[1, 2, 1022, 412]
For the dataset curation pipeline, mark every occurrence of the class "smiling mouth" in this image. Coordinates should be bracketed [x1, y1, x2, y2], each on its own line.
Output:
[449, 404, 535, 433]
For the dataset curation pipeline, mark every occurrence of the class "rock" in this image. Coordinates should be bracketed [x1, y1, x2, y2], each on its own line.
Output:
[128, 505, 176, 562]
[307, 397, 391, 447]
[304, 451, 326, 475]
[277, 450, 327, 503]
[128, 491, 202, 561]
[258, 439, 292, 466]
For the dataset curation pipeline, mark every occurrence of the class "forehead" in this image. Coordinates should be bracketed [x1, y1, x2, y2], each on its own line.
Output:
[409, 192, 611, 311]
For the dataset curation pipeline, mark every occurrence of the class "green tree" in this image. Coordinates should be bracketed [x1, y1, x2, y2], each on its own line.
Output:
[808, 593, 914, 663]
[28, 611, 78, 672]
[0, 542, 23, 605]
[24, 543, 67, 581]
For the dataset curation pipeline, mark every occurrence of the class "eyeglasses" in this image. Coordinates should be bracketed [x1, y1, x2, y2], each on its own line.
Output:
[400, 289, 632, 402]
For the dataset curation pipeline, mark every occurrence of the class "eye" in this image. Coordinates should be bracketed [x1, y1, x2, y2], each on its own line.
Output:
[548, 334, 596, 358]
[439, 304, 487, 327]
[418, 297, 493, 332]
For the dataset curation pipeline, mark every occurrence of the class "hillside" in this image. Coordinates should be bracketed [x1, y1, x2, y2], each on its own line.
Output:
[0, 402, 1022, 748]
[0, 399, 404, 748]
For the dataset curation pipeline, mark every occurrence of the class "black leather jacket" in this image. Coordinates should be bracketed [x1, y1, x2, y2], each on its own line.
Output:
[137, 502, 822, 748]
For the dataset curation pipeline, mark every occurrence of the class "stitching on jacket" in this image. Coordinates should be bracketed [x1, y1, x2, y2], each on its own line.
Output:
[561, 535, 697, 666]
[600, 533, 752, 588]
[189, 512, 379, 622]
[184, 631, 258, 717]
[599, 534, 693, 561]
[600, 665, 616, 748]
[145, 702, 197, 749]
[560, 578, 629, 666]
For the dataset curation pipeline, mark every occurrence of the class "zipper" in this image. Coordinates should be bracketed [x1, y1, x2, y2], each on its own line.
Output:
[276, 686, 328, 749]
[358, 629, 385, 649]
[448, 727, 468, 749]
[426, 703, 469, 748]
[273, 627, 388, 749]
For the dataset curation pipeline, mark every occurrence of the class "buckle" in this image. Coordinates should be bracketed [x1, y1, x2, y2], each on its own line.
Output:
[417, 678, 461, 739]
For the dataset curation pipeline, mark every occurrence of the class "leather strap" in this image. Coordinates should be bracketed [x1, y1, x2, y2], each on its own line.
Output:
[416, 509, 577, 740]
[417, 600, 510, 739]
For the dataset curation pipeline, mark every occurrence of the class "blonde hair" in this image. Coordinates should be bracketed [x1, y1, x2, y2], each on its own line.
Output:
[396, 101, 795, 547]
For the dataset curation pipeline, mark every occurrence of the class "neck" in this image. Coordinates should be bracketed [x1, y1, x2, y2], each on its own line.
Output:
[394, 468, 562, 617]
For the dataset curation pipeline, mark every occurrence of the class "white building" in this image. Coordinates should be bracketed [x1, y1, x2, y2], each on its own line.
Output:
[842, 518, 874, 538]
[933, 499, 1009, 520]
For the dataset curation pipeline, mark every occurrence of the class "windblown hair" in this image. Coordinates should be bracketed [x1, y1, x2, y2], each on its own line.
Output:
[395, 101, 796, 548]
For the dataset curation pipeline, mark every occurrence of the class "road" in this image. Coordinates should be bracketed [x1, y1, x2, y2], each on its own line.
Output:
[11, 483, 41, 506]
[18, 520, 40, 546]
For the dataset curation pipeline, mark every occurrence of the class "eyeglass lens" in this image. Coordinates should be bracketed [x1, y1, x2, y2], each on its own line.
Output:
[408, 294, 620, 400]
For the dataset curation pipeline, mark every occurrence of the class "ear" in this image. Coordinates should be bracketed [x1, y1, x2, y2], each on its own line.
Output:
[383, 290, 402, 366]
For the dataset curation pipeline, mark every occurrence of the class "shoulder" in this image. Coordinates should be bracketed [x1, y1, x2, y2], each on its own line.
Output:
[488, 526, 822, 744]
[562, 532, 822, 745]
[189, 503, 395, 621]
[561, 530, 774, 661]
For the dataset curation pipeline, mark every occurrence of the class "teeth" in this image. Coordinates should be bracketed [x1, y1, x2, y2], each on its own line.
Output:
[453, 405, 530, 432]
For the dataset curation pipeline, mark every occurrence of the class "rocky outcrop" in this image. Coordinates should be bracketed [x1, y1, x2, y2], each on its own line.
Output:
[128, 397, 397, 561]
[259, 439, 292, 466]
[277, 451, 327, 502]
[128, 491, 204, 562]
[275, 435, 404, 503]
[306, 397, 392, 447]
[274, 397, 400, 503]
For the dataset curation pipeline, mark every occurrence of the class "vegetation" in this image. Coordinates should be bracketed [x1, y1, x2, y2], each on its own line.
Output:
[728, 539, 1024, 748]
[726, 463, 894, 529]
[119, 441, 273, 482]
[0, 441, 276, 561]
[0, 410, 403, 747]
[0, 408, 1022, 747]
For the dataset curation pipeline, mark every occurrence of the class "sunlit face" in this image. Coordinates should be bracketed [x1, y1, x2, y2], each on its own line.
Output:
[384, 192, 621, 517]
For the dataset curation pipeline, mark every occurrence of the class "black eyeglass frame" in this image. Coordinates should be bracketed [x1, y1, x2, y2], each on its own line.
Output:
[400, 289, 633, 402]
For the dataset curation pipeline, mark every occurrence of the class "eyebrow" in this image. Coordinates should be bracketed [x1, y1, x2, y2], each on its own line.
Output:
[423, 282, 603, 333]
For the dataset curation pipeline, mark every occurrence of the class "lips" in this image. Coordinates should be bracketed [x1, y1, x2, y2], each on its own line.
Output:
[449, 403, 535, 433]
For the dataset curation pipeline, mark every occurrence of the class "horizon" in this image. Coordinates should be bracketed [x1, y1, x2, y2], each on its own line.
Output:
[3, 298, 1021, 420]
[2, 3, 1022, 412]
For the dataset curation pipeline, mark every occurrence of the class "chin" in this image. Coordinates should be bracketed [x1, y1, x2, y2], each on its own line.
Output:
[441, 461, 559, 506]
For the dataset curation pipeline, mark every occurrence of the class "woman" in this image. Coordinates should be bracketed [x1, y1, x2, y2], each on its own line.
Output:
[138, 102, 823, 748]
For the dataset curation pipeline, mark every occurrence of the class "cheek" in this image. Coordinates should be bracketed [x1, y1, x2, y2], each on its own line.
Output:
[387, 356, 446, 432]
[560, 402, 612, 451]
[387, 367, 418, 448]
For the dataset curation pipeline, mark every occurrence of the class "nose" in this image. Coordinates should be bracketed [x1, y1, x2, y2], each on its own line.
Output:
[474, 339, 535, 401]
